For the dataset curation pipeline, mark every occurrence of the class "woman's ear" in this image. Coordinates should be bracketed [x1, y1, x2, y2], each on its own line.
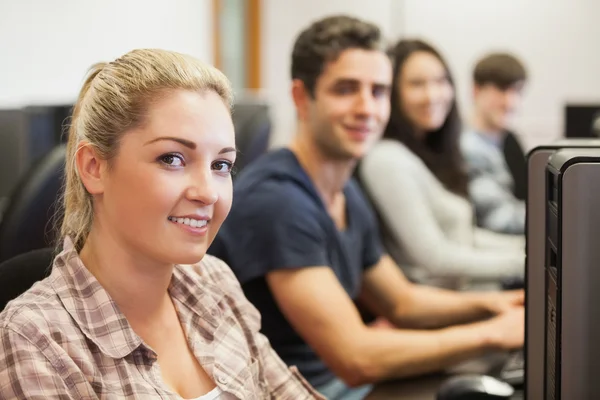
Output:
[75, 142, 106, 195]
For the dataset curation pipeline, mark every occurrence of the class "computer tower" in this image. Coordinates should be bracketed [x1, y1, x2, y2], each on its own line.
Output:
[544, 149, 600, 399]
[526, 139, 600, 399]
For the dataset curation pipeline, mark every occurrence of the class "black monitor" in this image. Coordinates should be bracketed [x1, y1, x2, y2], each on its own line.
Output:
[545, 148, 600, 399]
[564, 104, 600, 138]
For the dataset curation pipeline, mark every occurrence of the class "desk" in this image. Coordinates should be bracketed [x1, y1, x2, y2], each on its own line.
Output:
[366, 352, 523, 400]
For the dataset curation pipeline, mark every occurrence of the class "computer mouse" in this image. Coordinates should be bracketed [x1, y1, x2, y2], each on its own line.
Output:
[436, 374, 515, 400]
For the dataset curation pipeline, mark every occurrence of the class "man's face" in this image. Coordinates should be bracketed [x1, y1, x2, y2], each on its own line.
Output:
[474, 81, 525, 132]
[296, 49, 392, 160]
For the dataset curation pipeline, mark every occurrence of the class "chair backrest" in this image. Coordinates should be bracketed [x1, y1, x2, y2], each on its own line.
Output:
[502, 130, 527, 201]
[0, 109, 28, 198]
[0, 144, 66, 262]
[231, 101, 271, 174]
[0, 247, 54, 311]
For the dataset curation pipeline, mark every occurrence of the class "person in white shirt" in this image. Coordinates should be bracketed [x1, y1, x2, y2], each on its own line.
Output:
[359, 39, 524, 288]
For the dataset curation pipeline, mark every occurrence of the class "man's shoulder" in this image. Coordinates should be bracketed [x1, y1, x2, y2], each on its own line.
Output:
[232, 150, 322, 217]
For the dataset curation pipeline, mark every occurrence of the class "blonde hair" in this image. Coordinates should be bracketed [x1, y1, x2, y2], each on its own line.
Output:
[62, 49, 233, 252]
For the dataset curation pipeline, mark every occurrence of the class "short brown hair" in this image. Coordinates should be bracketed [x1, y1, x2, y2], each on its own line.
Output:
[473, 53, 527, 90]
[291, 15, 386, 97]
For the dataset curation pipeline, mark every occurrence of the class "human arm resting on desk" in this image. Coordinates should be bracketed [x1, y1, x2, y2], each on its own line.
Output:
[360, 141, 524, 279]
[358, 255, 523, 329]
[267, 262, 523, 387]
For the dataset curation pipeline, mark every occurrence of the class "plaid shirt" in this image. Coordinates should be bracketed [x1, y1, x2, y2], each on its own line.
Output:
[0, 238, 324, 399]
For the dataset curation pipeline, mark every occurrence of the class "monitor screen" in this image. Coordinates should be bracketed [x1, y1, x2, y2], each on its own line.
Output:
[565, 104, 600, 138]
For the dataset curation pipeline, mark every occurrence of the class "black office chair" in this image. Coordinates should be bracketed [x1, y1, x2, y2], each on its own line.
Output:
[231, 100, 271, 175]
[0, 247, 54, 311]
[502, 131, 527, 201]
[0, 144, 66, 262]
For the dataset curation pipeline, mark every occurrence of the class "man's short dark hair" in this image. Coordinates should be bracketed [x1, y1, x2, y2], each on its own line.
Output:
[473, 53, 527, 90]
[291, 15, 385, 97]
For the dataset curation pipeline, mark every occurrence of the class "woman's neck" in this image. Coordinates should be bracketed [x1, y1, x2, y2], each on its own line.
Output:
[79, 225, 175, 324]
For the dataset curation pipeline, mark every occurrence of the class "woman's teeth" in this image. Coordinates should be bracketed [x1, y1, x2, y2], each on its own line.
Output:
[168, 217, 208, 228]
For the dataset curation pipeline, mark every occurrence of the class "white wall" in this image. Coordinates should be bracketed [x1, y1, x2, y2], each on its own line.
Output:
[261, 0, 395, 147]
[402, 0, 600, 149]
[0, 0, 212, 108]
[3, 0, 599, 150]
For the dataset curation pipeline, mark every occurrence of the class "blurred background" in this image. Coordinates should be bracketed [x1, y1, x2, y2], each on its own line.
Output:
[1, 0, 600, 206]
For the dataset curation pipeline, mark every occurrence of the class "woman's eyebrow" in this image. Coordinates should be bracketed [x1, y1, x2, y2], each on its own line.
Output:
[219, 147, 237, 155]
[145, 137, 196, 149]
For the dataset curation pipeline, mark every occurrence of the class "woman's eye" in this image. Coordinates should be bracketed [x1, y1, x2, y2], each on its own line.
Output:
[212, 160, 233, 173]
[159, 154, 184, 167]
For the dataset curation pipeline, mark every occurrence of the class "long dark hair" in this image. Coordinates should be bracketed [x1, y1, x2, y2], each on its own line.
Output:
[384, 39, 468, 197]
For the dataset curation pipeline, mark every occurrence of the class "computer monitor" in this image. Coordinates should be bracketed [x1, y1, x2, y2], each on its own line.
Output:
[525, 139, 600, 399]
[545, 148, 600, 399]
[565, 104, 600, 138]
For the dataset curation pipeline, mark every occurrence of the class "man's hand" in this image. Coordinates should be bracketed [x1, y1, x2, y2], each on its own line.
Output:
[476, 289, 524, 316]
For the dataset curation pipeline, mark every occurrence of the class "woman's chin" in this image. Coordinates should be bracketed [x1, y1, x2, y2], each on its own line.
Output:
[424, 120, 445, 131]
[171, 249, 207, 266]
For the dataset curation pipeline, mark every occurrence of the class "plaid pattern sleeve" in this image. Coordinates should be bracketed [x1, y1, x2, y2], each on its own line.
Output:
[0, 323, 79, 399]
[198, 255, 326, 399]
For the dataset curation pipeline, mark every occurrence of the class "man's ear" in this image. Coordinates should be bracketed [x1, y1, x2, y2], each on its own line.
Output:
[75, 142, 107, 195]
[291, 79, 313, 121]
[473, 83, 481, 98]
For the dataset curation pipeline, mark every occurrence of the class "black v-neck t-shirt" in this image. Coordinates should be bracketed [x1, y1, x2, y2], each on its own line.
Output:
[208, 149, 383, 387]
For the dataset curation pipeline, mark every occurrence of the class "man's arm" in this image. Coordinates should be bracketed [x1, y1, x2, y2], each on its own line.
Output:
[359, 256, 523, 329]
[266, 264, 523, 387]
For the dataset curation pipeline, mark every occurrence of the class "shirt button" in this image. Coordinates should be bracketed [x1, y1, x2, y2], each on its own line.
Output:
[217, 375, 228, 385]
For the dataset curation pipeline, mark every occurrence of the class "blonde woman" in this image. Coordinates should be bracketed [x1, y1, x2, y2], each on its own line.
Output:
[0, 50, 323, 399]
